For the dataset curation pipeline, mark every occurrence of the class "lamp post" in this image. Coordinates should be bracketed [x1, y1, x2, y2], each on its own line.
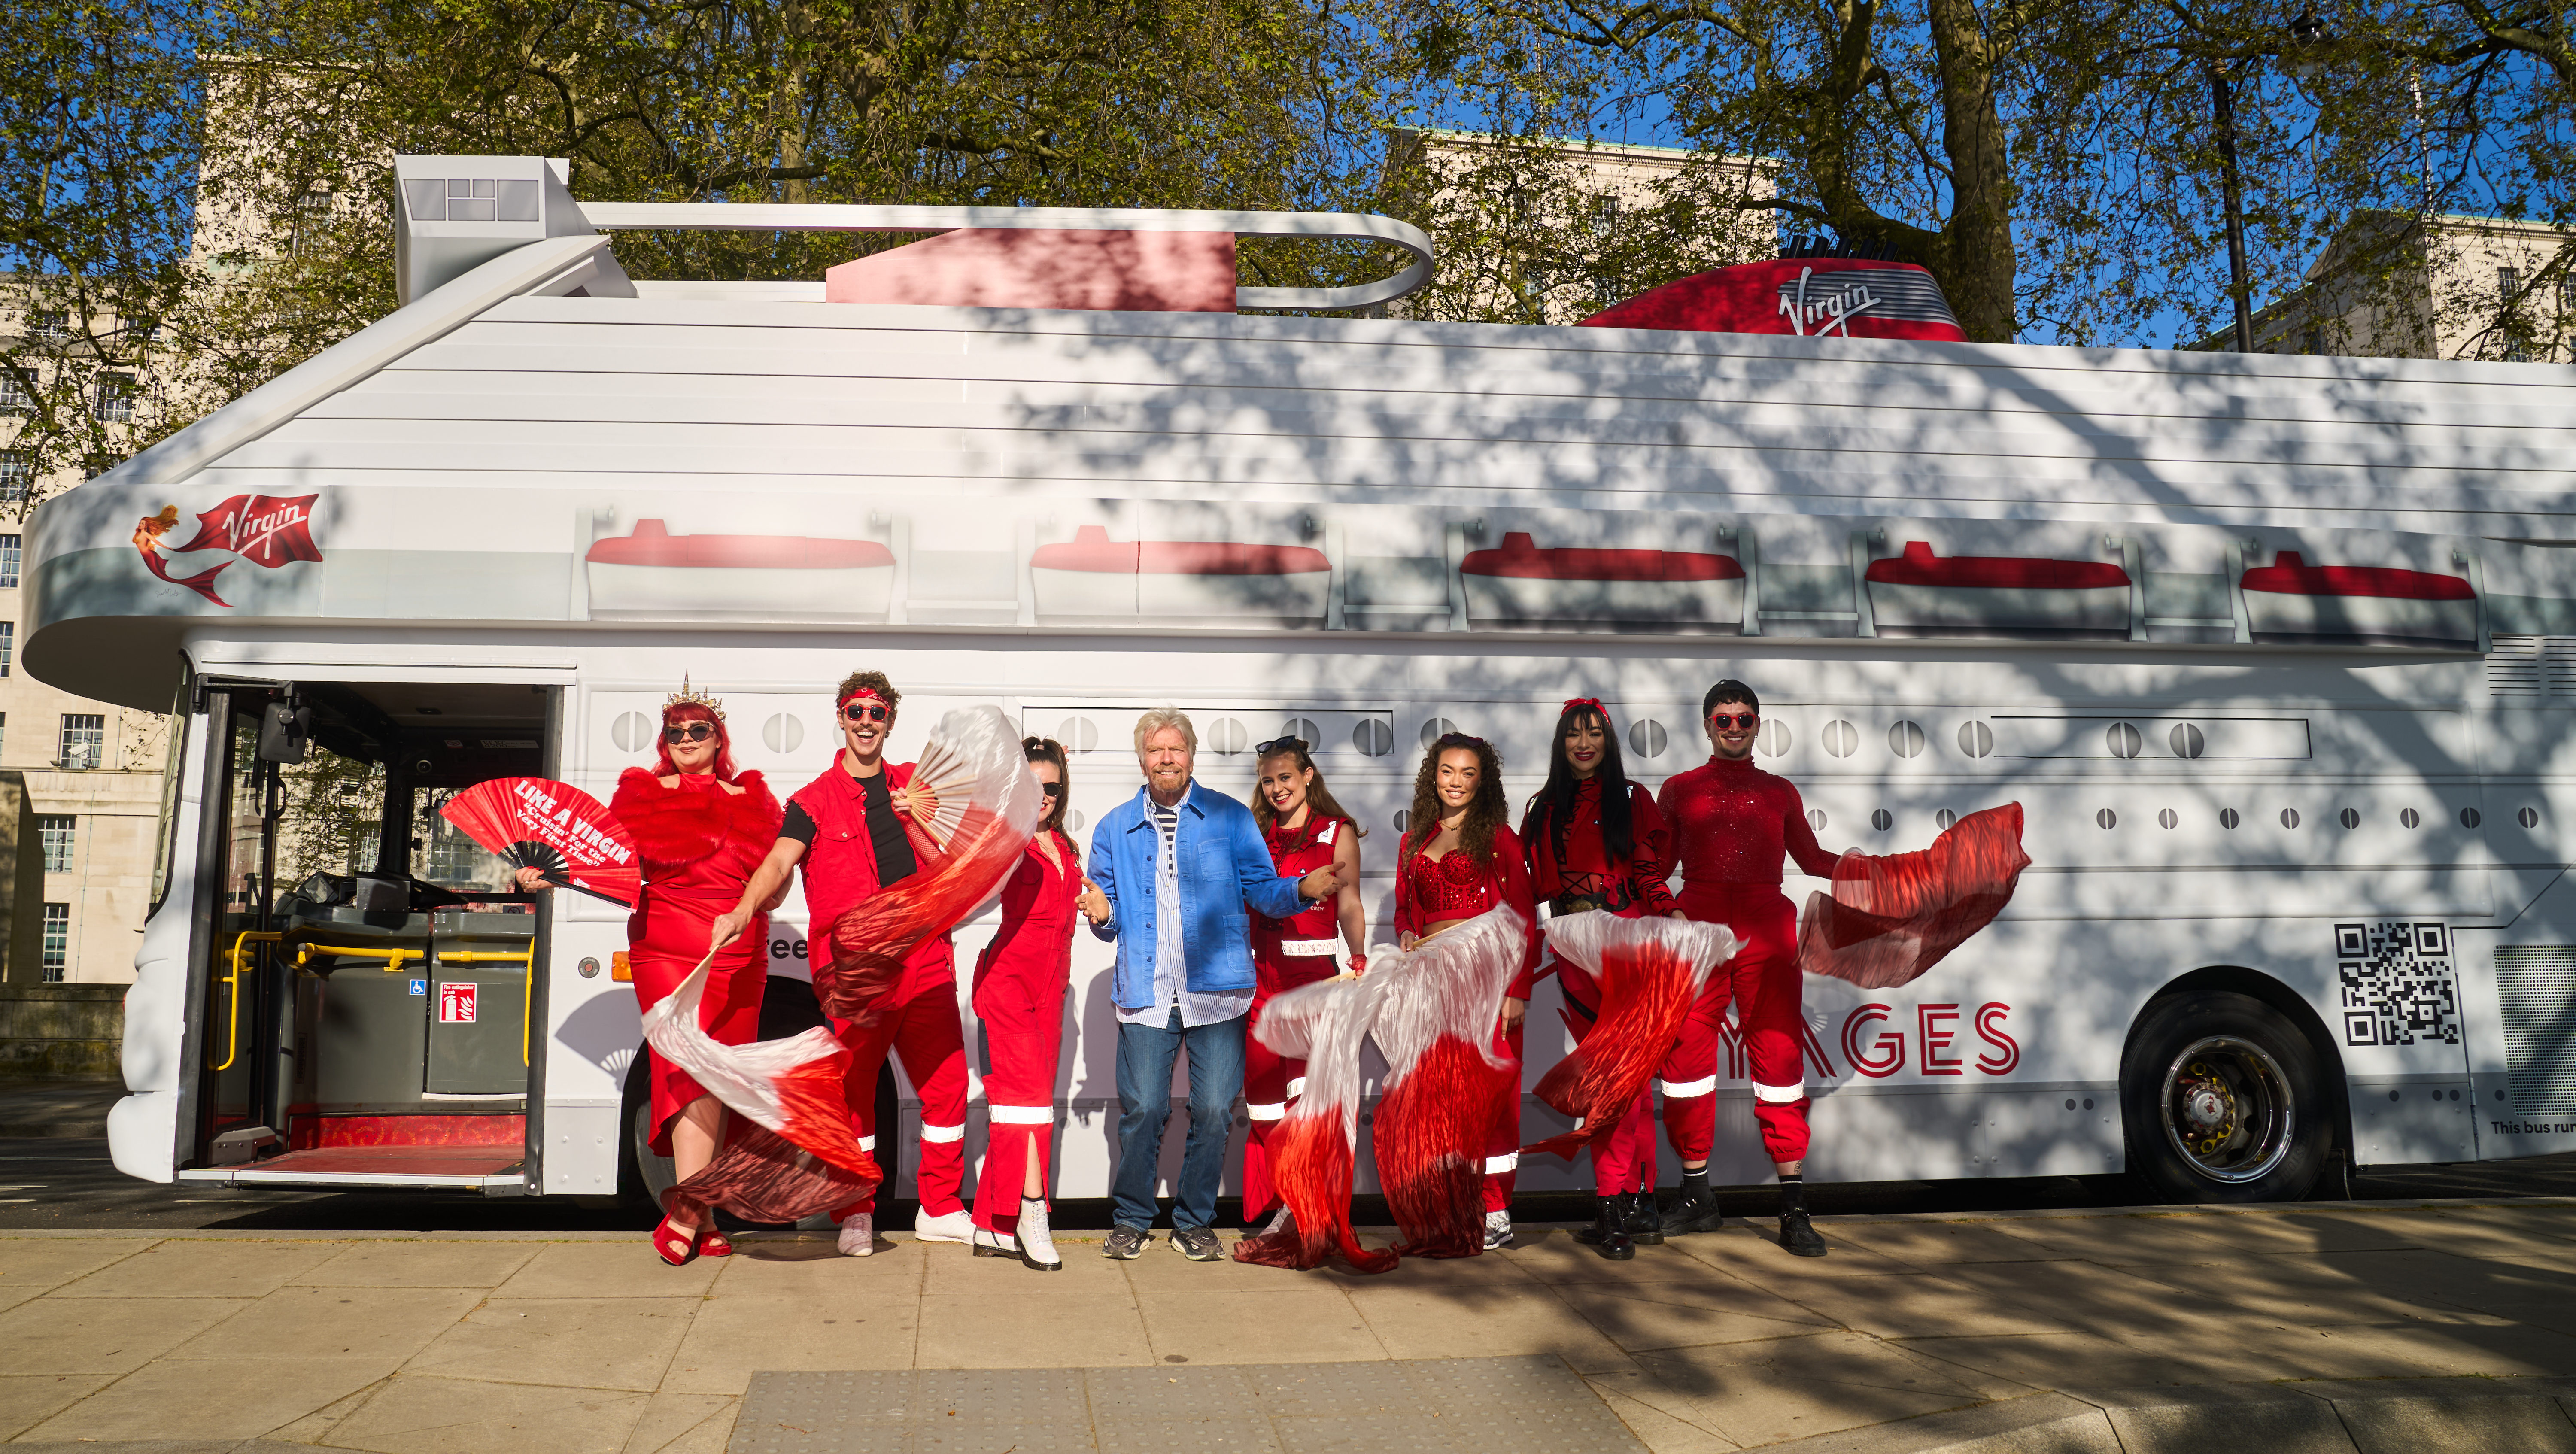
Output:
[2209, 62, 2257, 352]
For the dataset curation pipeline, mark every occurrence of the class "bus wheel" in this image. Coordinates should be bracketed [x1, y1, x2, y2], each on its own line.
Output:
[2123, 991, 2327, 1204]
[614, 1046, 677, 1218]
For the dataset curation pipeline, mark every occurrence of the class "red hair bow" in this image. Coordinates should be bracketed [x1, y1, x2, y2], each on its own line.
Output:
[1561, 697, 1607, 717]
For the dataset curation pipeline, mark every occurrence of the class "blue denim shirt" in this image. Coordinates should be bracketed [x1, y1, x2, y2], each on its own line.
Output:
[1088, 781, 1306, 1010]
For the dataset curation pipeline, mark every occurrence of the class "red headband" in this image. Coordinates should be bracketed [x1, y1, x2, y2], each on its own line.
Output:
[1561, 697, 1606, 717]
[837, 686, 886, 712]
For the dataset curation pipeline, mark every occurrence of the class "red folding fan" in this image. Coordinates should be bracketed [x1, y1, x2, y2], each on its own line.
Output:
[438, 778, 642, 906]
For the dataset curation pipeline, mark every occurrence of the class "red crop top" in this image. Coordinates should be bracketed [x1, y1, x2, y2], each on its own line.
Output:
[1656, 754, 1841, 894]
[1394, 822, 1539, 996]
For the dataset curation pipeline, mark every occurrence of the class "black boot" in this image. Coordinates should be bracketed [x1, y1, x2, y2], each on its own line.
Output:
[1574, 1195, 1635, 1260]
[1778, 1206, 1828, 1257]
[1665, 1175, 1724, 1235]
[1622, 1190, 1665, 1245]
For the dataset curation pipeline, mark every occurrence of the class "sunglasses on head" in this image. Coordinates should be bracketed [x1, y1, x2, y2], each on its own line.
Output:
[1255, 736, 1307, 757]
[663, 722, 716, 744]
[1708, 712, 1760, 730]
[842, 702, 890, 724]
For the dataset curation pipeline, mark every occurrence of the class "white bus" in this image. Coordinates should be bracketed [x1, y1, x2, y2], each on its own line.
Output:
[37, 153, 2576, 1211]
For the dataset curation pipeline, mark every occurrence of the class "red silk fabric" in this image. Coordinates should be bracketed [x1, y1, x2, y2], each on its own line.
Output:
[1796, 802, 2031, 989]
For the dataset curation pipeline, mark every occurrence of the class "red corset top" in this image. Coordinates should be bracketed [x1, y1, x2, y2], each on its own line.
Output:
[1405, 850, 1498, 919]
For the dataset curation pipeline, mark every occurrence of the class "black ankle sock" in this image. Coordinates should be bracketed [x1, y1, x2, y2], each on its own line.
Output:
[1778, 1174, 1806, 1213]
[1681, 1166, 1710, 1197]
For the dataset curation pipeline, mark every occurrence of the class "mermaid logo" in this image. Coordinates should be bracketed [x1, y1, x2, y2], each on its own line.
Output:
[131, 494, 322, 607]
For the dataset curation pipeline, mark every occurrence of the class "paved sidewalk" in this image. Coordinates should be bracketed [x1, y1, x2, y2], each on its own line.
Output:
[4, 1199, 2576, 1451]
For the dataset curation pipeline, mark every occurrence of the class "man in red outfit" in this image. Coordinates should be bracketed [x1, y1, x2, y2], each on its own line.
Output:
[713, 670, 969, 1257]
[1654, 679, 1847, 1257]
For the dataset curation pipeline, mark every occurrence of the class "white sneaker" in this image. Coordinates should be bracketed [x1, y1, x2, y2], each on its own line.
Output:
[1483, 1209, 1515, 1251]
[836, 1211, 875, 1257]
[914, 1207, 975, 1244]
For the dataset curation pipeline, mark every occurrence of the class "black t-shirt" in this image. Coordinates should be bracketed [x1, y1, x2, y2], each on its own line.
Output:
[780, 774, 917, 884]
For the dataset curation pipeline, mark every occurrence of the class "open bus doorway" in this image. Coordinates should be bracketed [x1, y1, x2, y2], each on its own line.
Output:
[180, 679, 557, 1190]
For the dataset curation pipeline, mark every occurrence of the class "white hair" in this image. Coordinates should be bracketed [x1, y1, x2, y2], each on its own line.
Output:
[1133, 707, 1197, 756]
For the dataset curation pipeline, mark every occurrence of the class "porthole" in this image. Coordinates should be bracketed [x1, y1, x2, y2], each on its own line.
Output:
[1807, 808, 1827, 832]
[1351, 719, 1393, 756]
[2401, 808, 2421, 829]
[2339, 807, 2360, 829]
[1206, 718, 1249, 755]
[2462, 807, 2482, 829]
[1420, 718, 1458, 748]
[2220, 809, 2241, 830]
[2169, 723, 2205, 759]
[2106, 722, 2143, 759]
[1393, 809, 1410, 834]
[1757, 720, 1792, 758]
[1056, 716, 1100, 753]
[1871, 808, 1893, 831]
[1935, 808, 1957, 830]
[1888, 720, 1926, 759]
[2280, 808, 2301, 829]
[1958, 720, 1994, 758]
[2158, 808, 2178, 829]
[761, 713, 804, 754]
[1283, 717, 1323, 750]
[2096, 808, 2117, 829]
[1822, 720, 1859, 757]
[1065, 809, 1087, 833]
[1628, 719, 1668, 758]
[610, 710, 653, 753]
[2521, 806, 2542, 829]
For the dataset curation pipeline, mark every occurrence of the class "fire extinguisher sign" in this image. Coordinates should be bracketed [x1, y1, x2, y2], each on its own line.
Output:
[437, 982, 478, 1024]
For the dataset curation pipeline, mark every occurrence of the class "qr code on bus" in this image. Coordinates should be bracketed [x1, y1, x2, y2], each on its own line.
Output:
[2336, 921, 2460, 1047]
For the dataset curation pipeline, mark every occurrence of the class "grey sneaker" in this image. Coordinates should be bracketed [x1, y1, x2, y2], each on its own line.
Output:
[1103, 1224, 1151, 1260]
[1482, 1209, 1515, 1250]
[1171, 1225, 1224, 1262]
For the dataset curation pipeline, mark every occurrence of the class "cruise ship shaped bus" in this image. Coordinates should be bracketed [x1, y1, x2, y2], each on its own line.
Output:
[35, 152, 2576, 1209]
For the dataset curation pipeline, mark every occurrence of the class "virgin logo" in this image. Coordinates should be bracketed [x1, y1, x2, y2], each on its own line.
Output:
[131, 494, 322, 607]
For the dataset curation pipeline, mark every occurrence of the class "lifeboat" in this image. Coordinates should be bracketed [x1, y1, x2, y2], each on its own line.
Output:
[1864, 542, 2131, 637]
[1457, 532, 1745, 631]
[2239, 551, 2477, 646]
[1030, 525, 1332, 625]
[584, 520, 896, 620]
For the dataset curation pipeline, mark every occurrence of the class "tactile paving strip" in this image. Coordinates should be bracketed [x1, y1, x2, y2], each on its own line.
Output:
[731, 1357, 1646, 1454]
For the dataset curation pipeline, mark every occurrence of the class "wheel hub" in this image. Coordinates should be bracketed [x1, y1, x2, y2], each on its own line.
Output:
[2159, 1035, 2293, 1184]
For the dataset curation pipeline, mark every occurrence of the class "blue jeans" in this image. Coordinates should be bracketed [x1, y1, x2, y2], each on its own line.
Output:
[1110, 1008, 1245, 1231]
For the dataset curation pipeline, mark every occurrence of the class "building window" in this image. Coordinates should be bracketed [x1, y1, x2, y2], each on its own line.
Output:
[0, 373, 27, 415]
[29, 313, 68, 344]
[0, 454, 28, 502]
[0, 536, 18, 589]
[0, 622, 14, 677]
[92, 374, 134, 425]
[2500, 267, 2522, 302]
[39, 905, 67, 981]
[58, 714, 103, 769]
[38, 817, 73, 874]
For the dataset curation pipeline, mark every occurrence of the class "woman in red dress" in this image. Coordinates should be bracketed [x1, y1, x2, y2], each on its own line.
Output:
[968, 736, 1086, 1272]
[1520, 697, 1683, 1260]
[1242, 735, 1367, 1235]
[1392, 732, 1538, 1251]
[525, 682, 781, 1266]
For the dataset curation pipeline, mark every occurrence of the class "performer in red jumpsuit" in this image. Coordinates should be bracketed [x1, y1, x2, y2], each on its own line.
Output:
[1519, 697, 1681, 1260]
[1654, 680, 1846, 1257]
[968, 736, 1085, 1271]
[1242, 735, 1367, 1234]
[1392, 732, 1538, 1250]
[712, 670, 968, 1257]
[523, 680, 781, 1266]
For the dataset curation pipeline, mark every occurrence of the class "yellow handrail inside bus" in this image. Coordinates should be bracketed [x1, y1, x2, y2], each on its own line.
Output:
[292, 943, 419, 973]
[212, 931, 282, 1072]
[437, 948, 537, 1063]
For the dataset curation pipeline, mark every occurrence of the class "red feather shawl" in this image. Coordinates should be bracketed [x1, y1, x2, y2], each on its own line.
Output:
[610, 767, 782, 890]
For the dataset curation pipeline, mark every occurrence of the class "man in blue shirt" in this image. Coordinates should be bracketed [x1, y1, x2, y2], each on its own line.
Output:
[1078, 708, 1341, 1260]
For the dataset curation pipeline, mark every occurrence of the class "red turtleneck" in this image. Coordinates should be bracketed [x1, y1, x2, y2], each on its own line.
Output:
[1654, 754, 1840, 894]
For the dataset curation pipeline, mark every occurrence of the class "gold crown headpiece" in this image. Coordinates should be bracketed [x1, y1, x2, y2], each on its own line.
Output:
[664, 673, 725, 721]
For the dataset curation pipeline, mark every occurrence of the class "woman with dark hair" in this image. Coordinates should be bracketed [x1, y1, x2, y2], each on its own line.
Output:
[1521, 698, 1682, 1260]
[519, 679, 781, 1266]
[1393, 732, 1537, 1249]
[1241, 735, 1367, 1234]
[967, 736, 1088, 1271]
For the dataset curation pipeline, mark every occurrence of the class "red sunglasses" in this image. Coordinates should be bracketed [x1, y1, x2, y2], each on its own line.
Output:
[1708, 712, 1760, 730]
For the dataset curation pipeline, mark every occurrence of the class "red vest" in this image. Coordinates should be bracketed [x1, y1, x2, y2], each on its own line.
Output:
[790, 754, 954, 989]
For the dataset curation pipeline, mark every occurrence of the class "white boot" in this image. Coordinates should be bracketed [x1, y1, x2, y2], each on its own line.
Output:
[972, 1225, 1020, 1258]
[837, 1211, 875, 1257]
[1017, 1197, 1063, 1272]
[914, 1207, 975, 1244]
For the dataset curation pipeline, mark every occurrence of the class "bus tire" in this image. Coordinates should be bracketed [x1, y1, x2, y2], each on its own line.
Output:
[614, 1047, 676, 1218]
[2122, 990, 2327, 1204]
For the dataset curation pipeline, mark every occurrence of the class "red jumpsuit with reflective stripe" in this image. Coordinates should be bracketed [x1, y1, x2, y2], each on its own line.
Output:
[1524, 778, 1674, 1195]
[969, 829, 1080, 1239]
[1654, 756, 1841, 1166]
[1393, 824, 1538, 1212]
[792, 753, 967, 1217]
[1243, 814, 1354, 1223]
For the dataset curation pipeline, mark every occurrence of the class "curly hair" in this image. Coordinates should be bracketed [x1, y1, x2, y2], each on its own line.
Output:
[1404, 733, 1507, 864]
[836, 670, 900, 711]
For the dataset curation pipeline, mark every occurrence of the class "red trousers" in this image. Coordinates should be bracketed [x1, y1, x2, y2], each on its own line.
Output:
[1556, 964, 1658, 1195]
[834, 968, 968, 1217]
[1484, 1019, 1523, 1212]
[969, 954, 1066, 1238]
[1665, 887, 1812, 1167]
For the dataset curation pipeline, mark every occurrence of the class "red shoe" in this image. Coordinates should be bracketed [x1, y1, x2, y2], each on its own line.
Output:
[651, 1215, 700, 1267]
[699, 1229, 733, 1257]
